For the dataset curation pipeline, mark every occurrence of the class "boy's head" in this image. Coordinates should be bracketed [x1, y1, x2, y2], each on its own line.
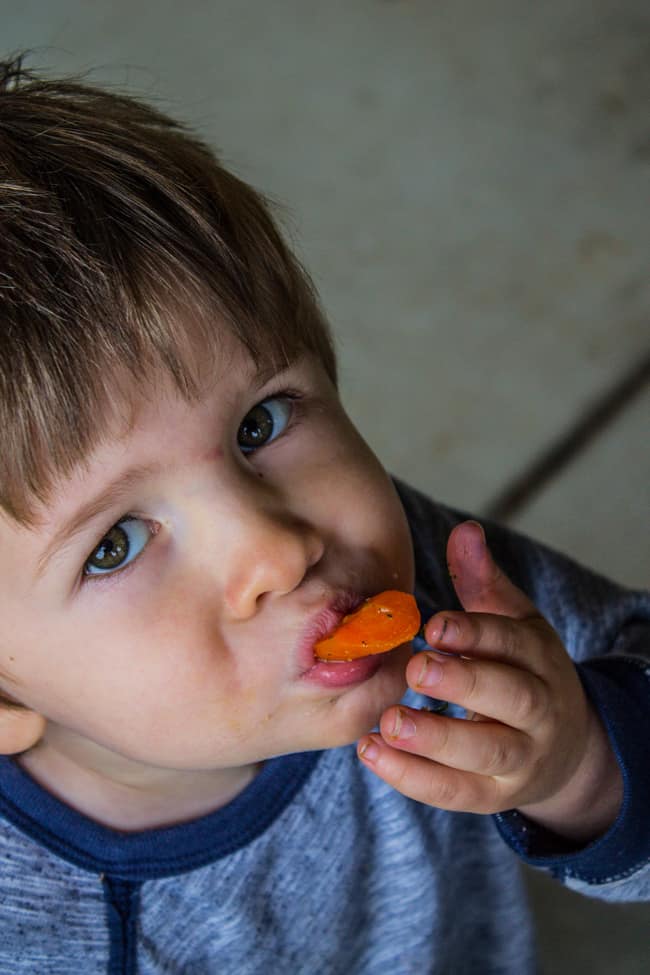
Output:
[0, 57, 414, 783]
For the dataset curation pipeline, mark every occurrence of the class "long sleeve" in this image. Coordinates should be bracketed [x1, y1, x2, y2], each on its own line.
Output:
[395, 478, 650, 903]
[495, 634, 650, 902]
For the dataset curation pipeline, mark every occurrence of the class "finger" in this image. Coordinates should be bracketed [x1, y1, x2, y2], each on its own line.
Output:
[379, 705, 530, 777]
[406, 651, 550, 732]
[447, 521, 539, 620]
[357, 734, 502, 814]
[423, 610, 555, 677]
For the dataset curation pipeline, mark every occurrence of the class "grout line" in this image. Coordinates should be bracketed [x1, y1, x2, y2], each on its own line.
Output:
[481, 351, 650, 523]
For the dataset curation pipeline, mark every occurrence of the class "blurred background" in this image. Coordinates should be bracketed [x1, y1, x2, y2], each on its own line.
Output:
[2, 0, 649, 971]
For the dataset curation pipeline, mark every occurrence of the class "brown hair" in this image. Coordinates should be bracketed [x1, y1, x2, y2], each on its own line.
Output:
[0, 54, 337, 532]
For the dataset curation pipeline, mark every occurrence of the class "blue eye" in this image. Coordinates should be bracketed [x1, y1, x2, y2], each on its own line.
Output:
[237, 396, 293, 453]
[84, 516, 151, 578]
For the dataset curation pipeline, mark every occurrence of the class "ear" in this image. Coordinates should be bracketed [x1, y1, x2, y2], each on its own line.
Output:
[0, 702, 46, 754]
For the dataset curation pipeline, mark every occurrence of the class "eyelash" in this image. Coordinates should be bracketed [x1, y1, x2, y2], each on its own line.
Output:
[236, 386, 305, 457]
[80, 388, 305, 589]
[80, 518, 158, 591]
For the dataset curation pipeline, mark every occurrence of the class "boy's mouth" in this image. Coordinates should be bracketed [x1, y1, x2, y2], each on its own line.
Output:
[297, 591, 385, 688]
[304, 590, 365, 655]
[301, 655, 383, 688]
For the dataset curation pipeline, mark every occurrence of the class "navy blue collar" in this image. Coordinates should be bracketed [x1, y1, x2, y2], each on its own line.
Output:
[0, 750, 321, 880]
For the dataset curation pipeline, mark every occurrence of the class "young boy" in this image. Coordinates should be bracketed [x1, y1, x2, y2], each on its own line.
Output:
[0, 57, 648, 975]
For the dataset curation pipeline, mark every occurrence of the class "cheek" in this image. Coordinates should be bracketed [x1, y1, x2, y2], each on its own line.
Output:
[14, 596, 237, 728]
[315, 427, 414, 586]
[40, 623, 249, 766]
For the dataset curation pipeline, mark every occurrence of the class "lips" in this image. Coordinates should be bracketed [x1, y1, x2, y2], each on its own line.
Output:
[298, 591, 363, 663]
[297, 590, 384, 688]
[301, 654, 382, 688]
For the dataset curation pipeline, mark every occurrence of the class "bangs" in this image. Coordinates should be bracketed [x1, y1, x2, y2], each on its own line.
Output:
[0, 265, 305, 531]
[0, 59, 336, 530]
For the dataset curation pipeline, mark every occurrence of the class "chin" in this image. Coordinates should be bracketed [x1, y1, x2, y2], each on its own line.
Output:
[320, 659, 408, 749]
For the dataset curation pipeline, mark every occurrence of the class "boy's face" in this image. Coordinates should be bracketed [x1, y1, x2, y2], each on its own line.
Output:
[0, 329, 414, 779]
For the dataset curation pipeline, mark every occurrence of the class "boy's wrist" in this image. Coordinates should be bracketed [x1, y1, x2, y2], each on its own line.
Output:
[497, 655, 649, 883]
[516, 703, 622, 845]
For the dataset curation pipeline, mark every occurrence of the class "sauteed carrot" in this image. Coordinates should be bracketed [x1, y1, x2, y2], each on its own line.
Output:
[314, 591, 420, 661]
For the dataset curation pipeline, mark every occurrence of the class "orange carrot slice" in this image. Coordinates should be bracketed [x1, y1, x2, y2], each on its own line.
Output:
[314, 590, 420, 661]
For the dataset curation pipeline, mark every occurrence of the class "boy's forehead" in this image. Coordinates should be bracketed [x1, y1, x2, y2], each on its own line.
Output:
[26, 345, 287, 541]
[82, 333, 267, 453]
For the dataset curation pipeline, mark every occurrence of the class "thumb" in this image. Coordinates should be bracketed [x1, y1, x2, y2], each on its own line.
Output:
[447, 521, 538, 619]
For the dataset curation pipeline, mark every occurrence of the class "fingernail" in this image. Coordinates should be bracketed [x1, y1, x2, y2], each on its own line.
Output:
[416, 654, 444, 688]
[358, 737, 380, 763]
[391, 708, 416, 740]
[427, 616, 460, 646]
[464, 520, 486, 557]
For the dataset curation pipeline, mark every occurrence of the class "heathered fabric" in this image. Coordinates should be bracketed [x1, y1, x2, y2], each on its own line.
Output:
[0, 479, 647, 974]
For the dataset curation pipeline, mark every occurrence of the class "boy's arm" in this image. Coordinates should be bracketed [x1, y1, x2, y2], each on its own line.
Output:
[472, 511, 649, 900]
[493, 615, 649, 901]
[359, 485, 650, 902]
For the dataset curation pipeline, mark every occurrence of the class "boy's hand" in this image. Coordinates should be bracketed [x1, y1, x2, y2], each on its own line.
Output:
[358, 521, 623, 843]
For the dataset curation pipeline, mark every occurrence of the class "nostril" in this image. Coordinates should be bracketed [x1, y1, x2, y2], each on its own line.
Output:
[306, 533, 325, 570]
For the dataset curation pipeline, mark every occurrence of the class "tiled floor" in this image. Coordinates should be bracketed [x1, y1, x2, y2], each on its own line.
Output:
[3, 1, 649, 971]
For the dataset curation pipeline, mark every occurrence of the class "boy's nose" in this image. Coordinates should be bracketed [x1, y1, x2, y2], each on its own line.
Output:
[219, 492, 325, 621]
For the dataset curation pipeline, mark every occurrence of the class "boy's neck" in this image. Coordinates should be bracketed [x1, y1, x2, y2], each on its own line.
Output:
[17, 731, 261, 832]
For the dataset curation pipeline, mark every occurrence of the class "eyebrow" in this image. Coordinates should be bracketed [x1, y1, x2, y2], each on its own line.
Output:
[33, 356, 297, 581]
[35, 461, 164, 580]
